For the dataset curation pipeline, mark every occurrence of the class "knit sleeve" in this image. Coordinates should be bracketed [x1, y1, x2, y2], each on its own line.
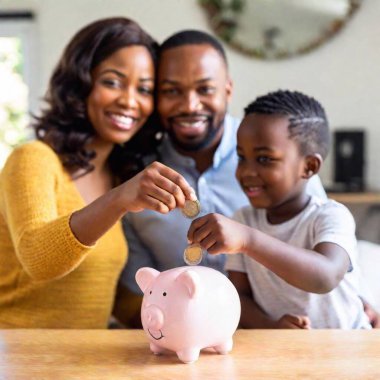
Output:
[0, 142, 93, 281]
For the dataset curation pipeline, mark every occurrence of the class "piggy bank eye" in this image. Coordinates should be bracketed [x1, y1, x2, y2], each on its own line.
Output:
[163, 292, 167, 296]
[149, 291, 152, 294]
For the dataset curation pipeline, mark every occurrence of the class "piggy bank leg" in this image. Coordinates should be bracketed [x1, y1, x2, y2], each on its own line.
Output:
[150, 342, 165, 355]
[177, 348, 200, 363]
[213, 337, 233, 354]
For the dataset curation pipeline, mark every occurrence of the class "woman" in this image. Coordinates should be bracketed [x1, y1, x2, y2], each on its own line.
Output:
[0, 17, 195, 328]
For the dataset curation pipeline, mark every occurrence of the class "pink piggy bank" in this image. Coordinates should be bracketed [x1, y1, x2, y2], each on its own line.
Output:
[136, 266, 241, 363]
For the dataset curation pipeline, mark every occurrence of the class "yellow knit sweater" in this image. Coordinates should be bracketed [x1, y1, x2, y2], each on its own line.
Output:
[0, 141, 128, 328]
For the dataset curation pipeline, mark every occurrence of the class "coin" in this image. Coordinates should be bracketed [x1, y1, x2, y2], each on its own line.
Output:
[181, 199, 201, 219]
[183, 243, 203, 266]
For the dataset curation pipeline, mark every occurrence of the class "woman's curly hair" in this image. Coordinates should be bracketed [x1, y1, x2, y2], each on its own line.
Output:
[33, 17, 162, 182]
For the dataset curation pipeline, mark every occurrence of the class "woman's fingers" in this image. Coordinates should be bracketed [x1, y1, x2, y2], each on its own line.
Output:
[145, 195, 171, 214]
[153, 162, 196, 200]
[124, 162, 197, 213]
[143, 162, 196, 208]
[145, 173, 185, 209]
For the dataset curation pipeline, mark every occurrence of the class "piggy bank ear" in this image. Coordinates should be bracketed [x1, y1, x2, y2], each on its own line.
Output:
[135, 267, 160, 293]
[176, 270, 201, 299]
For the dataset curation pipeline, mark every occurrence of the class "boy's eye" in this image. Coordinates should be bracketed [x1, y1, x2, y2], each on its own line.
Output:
[257, 156, 273, 164]
[237, 153, 245, 162]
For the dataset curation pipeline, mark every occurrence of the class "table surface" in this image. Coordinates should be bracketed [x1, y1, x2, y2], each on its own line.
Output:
[1, 329, 380, 380]
[327, 191, 380, 204]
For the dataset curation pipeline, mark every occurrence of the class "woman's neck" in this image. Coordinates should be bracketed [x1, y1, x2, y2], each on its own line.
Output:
[87, 138, 114, 172]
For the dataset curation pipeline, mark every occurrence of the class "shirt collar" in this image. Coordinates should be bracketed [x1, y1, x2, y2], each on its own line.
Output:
[212, 114, 238, 168]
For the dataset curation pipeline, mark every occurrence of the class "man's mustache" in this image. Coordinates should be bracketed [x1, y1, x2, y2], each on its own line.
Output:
[168, 113, 211, 121]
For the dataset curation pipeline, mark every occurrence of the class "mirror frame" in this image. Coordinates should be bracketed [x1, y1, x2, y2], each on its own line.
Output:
[199, 0, 361, 60]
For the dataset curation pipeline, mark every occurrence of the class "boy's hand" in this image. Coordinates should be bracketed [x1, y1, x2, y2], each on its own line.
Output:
[363, 301, 380, 328]
[187, 213, 250, 255]
[275, 314, 311, 329]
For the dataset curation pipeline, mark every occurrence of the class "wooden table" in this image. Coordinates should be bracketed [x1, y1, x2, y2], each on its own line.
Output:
[328, 192, 380, 205]
[1, 329, 380, 379]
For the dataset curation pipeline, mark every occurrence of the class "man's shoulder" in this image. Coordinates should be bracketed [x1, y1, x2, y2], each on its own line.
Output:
[224, 113, 241, 131]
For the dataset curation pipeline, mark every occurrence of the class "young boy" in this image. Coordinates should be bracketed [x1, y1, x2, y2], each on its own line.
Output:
[187, 90, 371, 329]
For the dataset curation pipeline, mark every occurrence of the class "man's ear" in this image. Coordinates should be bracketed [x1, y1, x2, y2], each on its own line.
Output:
[302, 154, 323, 179]
[225, 77, 233, 103]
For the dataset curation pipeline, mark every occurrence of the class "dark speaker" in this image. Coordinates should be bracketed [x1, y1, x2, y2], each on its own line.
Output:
[334, 130, 365, 192]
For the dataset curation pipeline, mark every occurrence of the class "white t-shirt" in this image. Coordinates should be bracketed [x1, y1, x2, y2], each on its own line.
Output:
[225, 196, 371, 329]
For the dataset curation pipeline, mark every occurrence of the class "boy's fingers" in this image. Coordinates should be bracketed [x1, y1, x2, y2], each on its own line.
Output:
[187, 216, 208, 243]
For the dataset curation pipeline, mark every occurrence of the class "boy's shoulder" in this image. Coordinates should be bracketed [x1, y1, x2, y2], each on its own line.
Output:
[232, 196, 354, 228]
[232, 205, 260, 224]
[305, 196, 355, 228]
[308, 196, 352, 216]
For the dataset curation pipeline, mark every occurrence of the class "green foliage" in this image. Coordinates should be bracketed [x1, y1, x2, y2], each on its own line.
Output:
[0, 37, 28, 150]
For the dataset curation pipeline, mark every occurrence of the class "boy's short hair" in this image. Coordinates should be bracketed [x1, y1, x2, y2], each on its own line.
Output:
[160, 30, 228, 67]
[244, 90, 330, 159]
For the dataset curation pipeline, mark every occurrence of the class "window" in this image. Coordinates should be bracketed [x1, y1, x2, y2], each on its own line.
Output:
[0, 12, 37, 167]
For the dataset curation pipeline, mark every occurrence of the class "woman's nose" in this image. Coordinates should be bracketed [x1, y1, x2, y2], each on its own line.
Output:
[117, 87, 138, 109]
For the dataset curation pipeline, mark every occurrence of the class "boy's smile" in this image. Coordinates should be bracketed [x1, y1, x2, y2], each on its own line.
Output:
[236, 113, 311, 223]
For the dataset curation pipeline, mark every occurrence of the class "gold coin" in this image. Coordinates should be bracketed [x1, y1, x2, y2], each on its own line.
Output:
[183, 243, 203, 266]
[181, 199, 201, 219]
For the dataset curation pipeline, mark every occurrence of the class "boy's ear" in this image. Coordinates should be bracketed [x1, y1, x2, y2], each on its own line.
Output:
[225, 76, 233, 103]
[302, 154, 323, 179]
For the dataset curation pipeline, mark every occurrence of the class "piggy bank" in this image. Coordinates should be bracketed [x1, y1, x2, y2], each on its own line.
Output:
[136, 266, 241, 363]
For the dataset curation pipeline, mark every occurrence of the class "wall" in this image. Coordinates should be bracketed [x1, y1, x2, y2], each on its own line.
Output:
[1, 0, 379, 189]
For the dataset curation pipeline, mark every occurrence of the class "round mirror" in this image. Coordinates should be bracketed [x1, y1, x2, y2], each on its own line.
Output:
[200, 0, 361, 59]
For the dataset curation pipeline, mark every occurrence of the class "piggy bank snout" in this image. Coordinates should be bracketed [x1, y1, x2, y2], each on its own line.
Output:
[142, 305, 164, 330]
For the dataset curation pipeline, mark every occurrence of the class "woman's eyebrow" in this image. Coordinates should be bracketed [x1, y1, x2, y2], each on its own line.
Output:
[98, 68, 126, 78]
[98, 69, 154, 82]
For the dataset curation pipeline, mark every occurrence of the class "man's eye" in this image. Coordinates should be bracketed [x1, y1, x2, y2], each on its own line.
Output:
[161, 88, 179, 96]
[198, 86, 214, 95]
[139, 86, 153, 96]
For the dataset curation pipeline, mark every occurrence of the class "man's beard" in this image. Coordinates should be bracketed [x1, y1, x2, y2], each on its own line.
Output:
[166, 115, 224, 152]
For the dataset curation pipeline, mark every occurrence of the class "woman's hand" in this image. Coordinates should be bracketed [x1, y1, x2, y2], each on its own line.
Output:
[121, 161, 196, 214]
[187, 213, 251, 255]
[274, 314, 311, 329]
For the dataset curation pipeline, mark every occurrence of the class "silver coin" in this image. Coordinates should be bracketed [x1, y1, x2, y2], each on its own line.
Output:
[181, 199, 201, 219]
[183, 243, 203, 266]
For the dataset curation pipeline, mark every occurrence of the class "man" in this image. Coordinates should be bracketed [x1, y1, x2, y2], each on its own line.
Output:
[113, 30, 331, 326]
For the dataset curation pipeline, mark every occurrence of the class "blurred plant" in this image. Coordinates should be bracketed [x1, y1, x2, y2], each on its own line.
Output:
[0, 37, 29, 167]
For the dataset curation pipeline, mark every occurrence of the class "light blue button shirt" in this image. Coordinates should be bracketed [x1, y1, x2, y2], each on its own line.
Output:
[120, 114, 326, 294]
